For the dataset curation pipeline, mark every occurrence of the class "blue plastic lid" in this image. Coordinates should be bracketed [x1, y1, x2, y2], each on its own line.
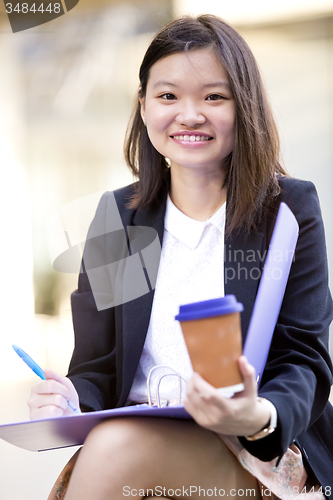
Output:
[175, 295, 243, 322]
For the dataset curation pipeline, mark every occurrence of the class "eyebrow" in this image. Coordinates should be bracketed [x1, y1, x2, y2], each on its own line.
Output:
[152, 80, 231, 89]
[201, 81, 231, 89]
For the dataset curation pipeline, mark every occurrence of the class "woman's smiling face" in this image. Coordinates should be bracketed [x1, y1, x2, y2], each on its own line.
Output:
[140, 47, 236, 174]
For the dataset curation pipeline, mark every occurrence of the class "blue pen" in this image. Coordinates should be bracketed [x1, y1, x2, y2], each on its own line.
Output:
[12, 344, 80, 414]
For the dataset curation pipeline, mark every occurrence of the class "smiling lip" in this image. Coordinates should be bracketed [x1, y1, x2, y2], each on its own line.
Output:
[170, 132, 213, 144]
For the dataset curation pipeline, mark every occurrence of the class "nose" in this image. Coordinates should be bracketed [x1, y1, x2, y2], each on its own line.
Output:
[176, 99, 206, 127]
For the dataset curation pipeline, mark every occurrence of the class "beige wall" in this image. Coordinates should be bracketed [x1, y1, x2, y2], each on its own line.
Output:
[173, 0, 333, 24]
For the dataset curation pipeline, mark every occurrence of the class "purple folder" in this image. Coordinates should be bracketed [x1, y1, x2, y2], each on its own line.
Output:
[243, 202, 299, 384]
[0, 203, 298, 452]
[0, 405, 190, 452]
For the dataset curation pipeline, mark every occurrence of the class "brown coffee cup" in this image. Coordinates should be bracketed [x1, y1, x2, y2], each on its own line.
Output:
[175, 295, 244, 396]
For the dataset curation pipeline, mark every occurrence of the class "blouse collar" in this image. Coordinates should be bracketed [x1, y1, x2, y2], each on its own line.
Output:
[164, 195, 226, 250]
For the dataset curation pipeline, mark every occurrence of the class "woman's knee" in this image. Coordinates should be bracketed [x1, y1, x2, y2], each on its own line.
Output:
[83, 418, 143, 457]
[65, 419, 155, 498]
[82, 416, 171, 468]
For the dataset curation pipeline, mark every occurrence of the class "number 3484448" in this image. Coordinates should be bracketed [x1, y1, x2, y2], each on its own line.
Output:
[5, 3, 61, 13]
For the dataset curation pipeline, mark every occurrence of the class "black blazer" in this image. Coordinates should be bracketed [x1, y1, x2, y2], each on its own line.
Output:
[68, 176, 333, 493]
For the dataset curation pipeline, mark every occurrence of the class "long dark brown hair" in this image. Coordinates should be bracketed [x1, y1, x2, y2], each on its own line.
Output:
[124, 14, 287, 235]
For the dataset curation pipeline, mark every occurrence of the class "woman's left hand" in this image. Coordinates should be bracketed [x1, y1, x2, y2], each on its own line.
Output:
[184, 356, 270, 436]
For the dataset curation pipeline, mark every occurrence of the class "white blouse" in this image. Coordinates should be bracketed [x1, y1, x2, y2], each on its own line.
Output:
[127, 195, 226, 404]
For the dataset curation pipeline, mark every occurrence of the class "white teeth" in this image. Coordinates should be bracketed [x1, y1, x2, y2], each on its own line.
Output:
[173, 135, 211, 141]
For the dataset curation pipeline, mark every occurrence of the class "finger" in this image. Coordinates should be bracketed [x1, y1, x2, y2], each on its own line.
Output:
[189, 372, 233, 409]
[28, 393, 69, 412]
[44, 369, 79, 406]
[185, 374, 209, 417]
[33, 378, 70, 399]
[30, 405, 64, 420]
[44, 369, 74, 392]
[183, 393, 195, 414]
[238, 356, 257, 396]
[187, 372, 218, 397]
[185, 373, 228, 427]
[185, 374, 207, 408]
[184, 390, 209, 425]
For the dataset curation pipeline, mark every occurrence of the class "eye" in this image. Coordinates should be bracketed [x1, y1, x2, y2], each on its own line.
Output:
[206, 94, 225, 101]
[159, 93, 177, 100]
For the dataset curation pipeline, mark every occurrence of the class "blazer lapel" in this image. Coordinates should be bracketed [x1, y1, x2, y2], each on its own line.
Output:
[117, 197, 167, 406]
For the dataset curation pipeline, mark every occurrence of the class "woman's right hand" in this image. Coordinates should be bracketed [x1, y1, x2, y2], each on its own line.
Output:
[28, 368, 81, 420]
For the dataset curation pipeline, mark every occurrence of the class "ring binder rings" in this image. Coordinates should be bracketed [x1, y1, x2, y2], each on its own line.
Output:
[146, 365, 187, 407]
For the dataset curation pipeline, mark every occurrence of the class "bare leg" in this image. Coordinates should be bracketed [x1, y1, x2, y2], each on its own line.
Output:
[64, 417, 260, 500]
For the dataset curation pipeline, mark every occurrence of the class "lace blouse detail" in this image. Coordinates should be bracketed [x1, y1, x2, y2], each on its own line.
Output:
[220, 435, 325, 500]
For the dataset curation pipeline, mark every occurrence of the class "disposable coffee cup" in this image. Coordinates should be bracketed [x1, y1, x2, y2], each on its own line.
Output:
[175, 295, 244, 397]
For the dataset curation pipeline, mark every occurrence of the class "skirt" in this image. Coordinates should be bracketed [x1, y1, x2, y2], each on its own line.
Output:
[219, 435, 325, 500]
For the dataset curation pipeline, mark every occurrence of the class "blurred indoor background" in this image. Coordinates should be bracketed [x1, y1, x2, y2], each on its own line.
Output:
[0, 0, 332, 498]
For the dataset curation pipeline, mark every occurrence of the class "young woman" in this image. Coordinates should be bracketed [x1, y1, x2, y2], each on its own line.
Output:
[29, 15, 333, 500]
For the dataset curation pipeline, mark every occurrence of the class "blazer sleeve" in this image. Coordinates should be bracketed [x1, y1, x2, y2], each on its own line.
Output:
[239, 179, 333, 461]
[67, 191, 121, 412]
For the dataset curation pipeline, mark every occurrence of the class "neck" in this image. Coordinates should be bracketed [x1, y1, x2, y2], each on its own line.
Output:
[169, 164, 227, 221]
